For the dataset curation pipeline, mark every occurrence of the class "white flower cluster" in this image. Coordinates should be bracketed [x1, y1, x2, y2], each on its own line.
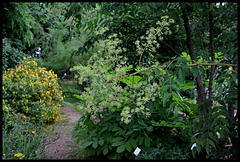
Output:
[135, 16, 174, 57]
[71, 17, 174, 124]
[120, 74, 160, 124]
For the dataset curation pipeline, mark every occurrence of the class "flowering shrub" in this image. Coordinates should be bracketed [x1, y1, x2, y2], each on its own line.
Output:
[70, 16, 237, 159]
[71, 17, 174, 123]
[69, 18, 191, 159]
[2, 57, 63, 124]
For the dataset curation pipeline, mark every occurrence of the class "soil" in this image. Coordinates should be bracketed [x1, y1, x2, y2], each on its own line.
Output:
[43, 104, 83, 159]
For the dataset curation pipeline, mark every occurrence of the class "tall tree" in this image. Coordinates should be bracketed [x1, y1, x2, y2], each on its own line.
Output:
[180, 3, 207, 117]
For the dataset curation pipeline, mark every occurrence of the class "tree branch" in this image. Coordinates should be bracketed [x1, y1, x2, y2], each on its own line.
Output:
[105, 62, 237, 84]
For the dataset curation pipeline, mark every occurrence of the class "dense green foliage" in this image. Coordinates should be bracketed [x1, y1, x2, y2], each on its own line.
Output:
[2, 109, 47, 159]
[65, 3, 238, 160]
[2, 2, 238, 160]
[71, 105, 191, 160]
[2, 38, 27, 71]
[2, 3, 34, 47]
[68, 22, 237, 160]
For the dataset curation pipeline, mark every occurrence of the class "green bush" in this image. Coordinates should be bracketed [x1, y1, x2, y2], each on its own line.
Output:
[72, 111, 148, 159]
[2, 38, 26, 71]
[70, 96, 191, 160]
[69, 19, 237, 160]
[69, 23, 193, 160]
[2, 57, 63, 124]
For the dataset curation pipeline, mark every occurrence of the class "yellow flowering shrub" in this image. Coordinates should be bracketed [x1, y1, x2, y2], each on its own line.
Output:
[2, 57, 63, 123]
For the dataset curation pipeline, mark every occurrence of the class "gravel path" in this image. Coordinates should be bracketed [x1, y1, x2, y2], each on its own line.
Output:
[43, 104, 83, 159]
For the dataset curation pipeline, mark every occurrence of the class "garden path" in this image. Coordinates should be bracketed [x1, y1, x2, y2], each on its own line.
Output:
[43, 104, 83, 159]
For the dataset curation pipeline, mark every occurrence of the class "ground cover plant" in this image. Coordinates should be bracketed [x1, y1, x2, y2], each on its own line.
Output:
[2, 107, 48, 160]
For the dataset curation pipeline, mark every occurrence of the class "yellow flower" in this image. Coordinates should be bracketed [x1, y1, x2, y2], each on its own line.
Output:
[14, 153, 24, 159]
[32, 131, 35, 134]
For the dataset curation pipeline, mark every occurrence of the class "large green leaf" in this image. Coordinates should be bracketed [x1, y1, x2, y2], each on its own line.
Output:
[116, 144, 125, 153]
[206, 143, 210, 155]
[181, 52, 191, 61]
[112, 141, 124, 147]
[123, 65, 133, 72]
[103, 147, 108, 155]
[208, 138, 216, 150]
[179, 81, 195, 90]
[171, 84, 180, 93]
[178, 68, 183, 82]
[92, 141, 98, 149]
[144, 137, 151, 147]
[163, 93, 171, 105]
[125, 142, 132, 152]
[138, 136, 144, 145]
[98, 138, 104, 146]
[81, 140, 93, 148]
[162, 85, 170, 93]
[112, 127, 121, 132]
[128, 138, 137, 148]
[120, 75, 143, 87]
[112, 137, 124, 142]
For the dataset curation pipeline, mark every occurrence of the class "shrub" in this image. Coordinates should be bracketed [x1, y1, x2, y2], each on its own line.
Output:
[69, 21, 192, 159]
[2, 57, 63, 124]
[71, 95, 191, 160]
[71, 103, 192, 160]
[70, 17, 237, 159]
[72, 110, 153, 160]
[2, 38, 26, 71]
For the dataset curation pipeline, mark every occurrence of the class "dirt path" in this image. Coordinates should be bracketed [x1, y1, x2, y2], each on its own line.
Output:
[43, 104, 83, 159]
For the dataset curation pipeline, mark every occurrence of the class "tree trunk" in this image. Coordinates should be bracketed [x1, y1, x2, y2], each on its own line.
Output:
[180, 3, 207, 117]
[208, 2, 216, 111]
